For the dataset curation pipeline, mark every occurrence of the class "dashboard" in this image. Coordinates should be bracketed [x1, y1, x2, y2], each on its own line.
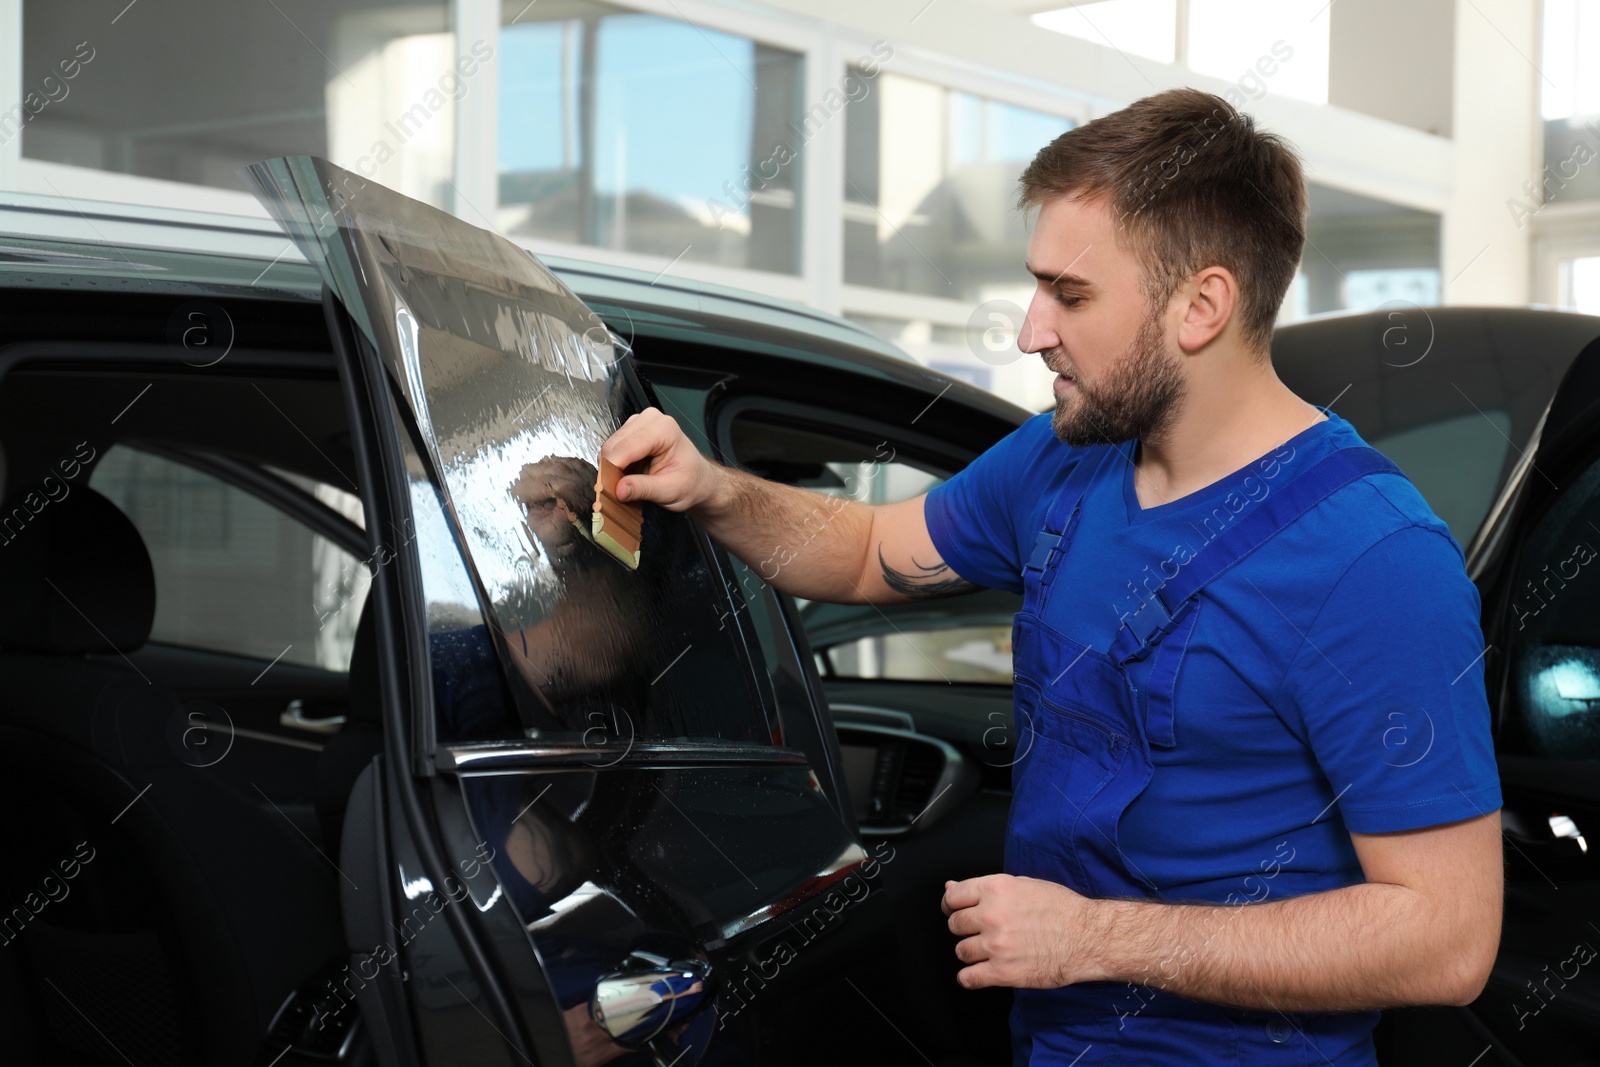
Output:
[832, 705, 979, 835]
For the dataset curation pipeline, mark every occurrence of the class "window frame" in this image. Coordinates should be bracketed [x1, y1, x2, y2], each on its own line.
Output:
[1532, 201, 1600, 310]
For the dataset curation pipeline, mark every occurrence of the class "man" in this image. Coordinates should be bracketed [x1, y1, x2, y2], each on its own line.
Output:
[598, 88, 1503, 1066]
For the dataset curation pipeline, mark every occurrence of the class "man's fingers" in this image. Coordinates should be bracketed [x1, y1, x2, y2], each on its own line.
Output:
[598, 406, 710, 510]
[941, 876, 985, 915]
[616, 473, 654, 503]
[946, 906, 981, 937]
[602, 406, 674, 471]
[952, 933, 989, 965]
[955, 961, 1001, 990]
[615, 467, 691, 509]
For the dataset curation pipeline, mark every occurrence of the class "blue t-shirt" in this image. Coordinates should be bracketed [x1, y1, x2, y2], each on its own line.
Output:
[925, 411, 1503, 902]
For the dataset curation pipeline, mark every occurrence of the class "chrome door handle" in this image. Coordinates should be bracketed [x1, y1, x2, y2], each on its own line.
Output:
[589, 951, 711, 1048]
[279, 698, 347, 735]
[1504, 808, 1589, 853]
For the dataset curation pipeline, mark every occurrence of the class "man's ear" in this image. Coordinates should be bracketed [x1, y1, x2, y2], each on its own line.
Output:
[1175, 266, 1239, 353]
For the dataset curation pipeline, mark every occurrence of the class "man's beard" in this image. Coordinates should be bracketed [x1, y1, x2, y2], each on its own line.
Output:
[1049, 300, 1185, 447]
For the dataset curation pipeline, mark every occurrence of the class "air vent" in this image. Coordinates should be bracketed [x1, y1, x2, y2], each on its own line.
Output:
[889, 742, 945, 822]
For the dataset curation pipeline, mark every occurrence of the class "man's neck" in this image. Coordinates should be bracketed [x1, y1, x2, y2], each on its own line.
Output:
[1131, 367, 1326, 510]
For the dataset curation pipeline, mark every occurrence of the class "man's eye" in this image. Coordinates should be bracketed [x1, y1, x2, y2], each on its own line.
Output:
[1054, 292, 1082, 308]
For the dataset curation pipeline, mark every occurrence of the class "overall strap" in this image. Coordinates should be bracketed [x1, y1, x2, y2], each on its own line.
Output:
[1109, 445, 1404, 664]
[1023, 442, 1127, 589]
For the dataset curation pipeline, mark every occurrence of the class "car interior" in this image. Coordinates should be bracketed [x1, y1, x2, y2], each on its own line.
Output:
[0, 297, 385, 1064]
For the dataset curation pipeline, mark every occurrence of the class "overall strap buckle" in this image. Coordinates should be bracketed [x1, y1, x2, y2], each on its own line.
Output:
[1111, 593, 1194, 664]
[1024, 528, 1063, 573]
[1020, 442, 1124, 583]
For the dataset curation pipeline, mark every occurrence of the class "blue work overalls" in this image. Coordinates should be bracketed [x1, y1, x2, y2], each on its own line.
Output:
[1005, 437, 1402, 1066]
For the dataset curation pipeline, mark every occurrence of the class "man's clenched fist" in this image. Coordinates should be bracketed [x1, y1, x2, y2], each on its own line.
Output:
[941, 873, 1109, 990]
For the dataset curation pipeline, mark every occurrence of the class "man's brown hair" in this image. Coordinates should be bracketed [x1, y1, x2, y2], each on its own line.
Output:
[1018, 88, 1306, 356]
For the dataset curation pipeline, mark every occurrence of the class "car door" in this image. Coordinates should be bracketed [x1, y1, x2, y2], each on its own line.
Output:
[1428, 333, 1600, 1067]
[243, 155, 886, 1067]
[690, 384, 1024, 1064]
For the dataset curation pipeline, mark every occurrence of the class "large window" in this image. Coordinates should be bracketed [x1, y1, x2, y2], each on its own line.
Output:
[17, 0, 456, 207]
[1031, 0, 1331, 105]
[1561, 255, 1600, 313]
[1540, 0, 1600, 205]
[7, 0, 1456, 421]
[497, 0, 804, 273]
[842, 71, 1073, 302]
[1299, 184, 1441, 317]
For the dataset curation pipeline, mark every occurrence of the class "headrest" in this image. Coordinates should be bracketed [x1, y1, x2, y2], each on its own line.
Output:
[346, 591, 382, 726]
[0, 484, 155, 654]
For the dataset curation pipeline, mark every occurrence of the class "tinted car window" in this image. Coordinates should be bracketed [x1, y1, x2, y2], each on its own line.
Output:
[90, 444, 371, 670]
[1366, 409, 1510, 548]
[246, 156, 779, 746]
[1501, 448, 1600, 760]
[425, 368, 777, 744]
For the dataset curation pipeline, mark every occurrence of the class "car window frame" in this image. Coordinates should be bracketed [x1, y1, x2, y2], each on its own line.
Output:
[123, 439, 365, 555]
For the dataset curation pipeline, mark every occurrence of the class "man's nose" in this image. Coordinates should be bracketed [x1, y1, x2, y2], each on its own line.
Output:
[1019, 294, 1056, 355]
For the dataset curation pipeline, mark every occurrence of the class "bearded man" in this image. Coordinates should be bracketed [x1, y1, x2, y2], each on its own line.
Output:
[599, 88, 1503, 1066]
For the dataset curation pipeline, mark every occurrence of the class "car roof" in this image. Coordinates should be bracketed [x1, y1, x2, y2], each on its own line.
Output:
[0, 192, 1032, 430]
[1271, 303, 1598, 459]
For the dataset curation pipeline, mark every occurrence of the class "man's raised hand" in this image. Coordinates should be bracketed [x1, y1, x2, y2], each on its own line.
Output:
[599, 407, 721, 513]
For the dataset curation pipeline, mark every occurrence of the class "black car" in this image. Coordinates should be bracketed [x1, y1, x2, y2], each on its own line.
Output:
[0, 157, 1595, 1067]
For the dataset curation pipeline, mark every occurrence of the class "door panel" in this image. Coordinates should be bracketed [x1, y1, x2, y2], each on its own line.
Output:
[246, 155, 872, 1066]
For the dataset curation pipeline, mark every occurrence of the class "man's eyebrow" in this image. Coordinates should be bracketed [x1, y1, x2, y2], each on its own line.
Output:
[1024, 261, 1093, 288]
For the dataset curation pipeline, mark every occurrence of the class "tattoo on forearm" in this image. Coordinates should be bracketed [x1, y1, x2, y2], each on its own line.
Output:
[878, 544, 980, 599]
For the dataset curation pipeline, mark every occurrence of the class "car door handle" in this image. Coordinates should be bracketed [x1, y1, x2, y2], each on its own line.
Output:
[1503, 808, 1589, 854]
[279, 698, 347, 735]
[589, 951, 711, 1048]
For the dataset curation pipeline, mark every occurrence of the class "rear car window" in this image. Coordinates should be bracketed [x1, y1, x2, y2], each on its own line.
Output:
[90, 445, 371, 671]
[1366, 410, 1511, 549]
